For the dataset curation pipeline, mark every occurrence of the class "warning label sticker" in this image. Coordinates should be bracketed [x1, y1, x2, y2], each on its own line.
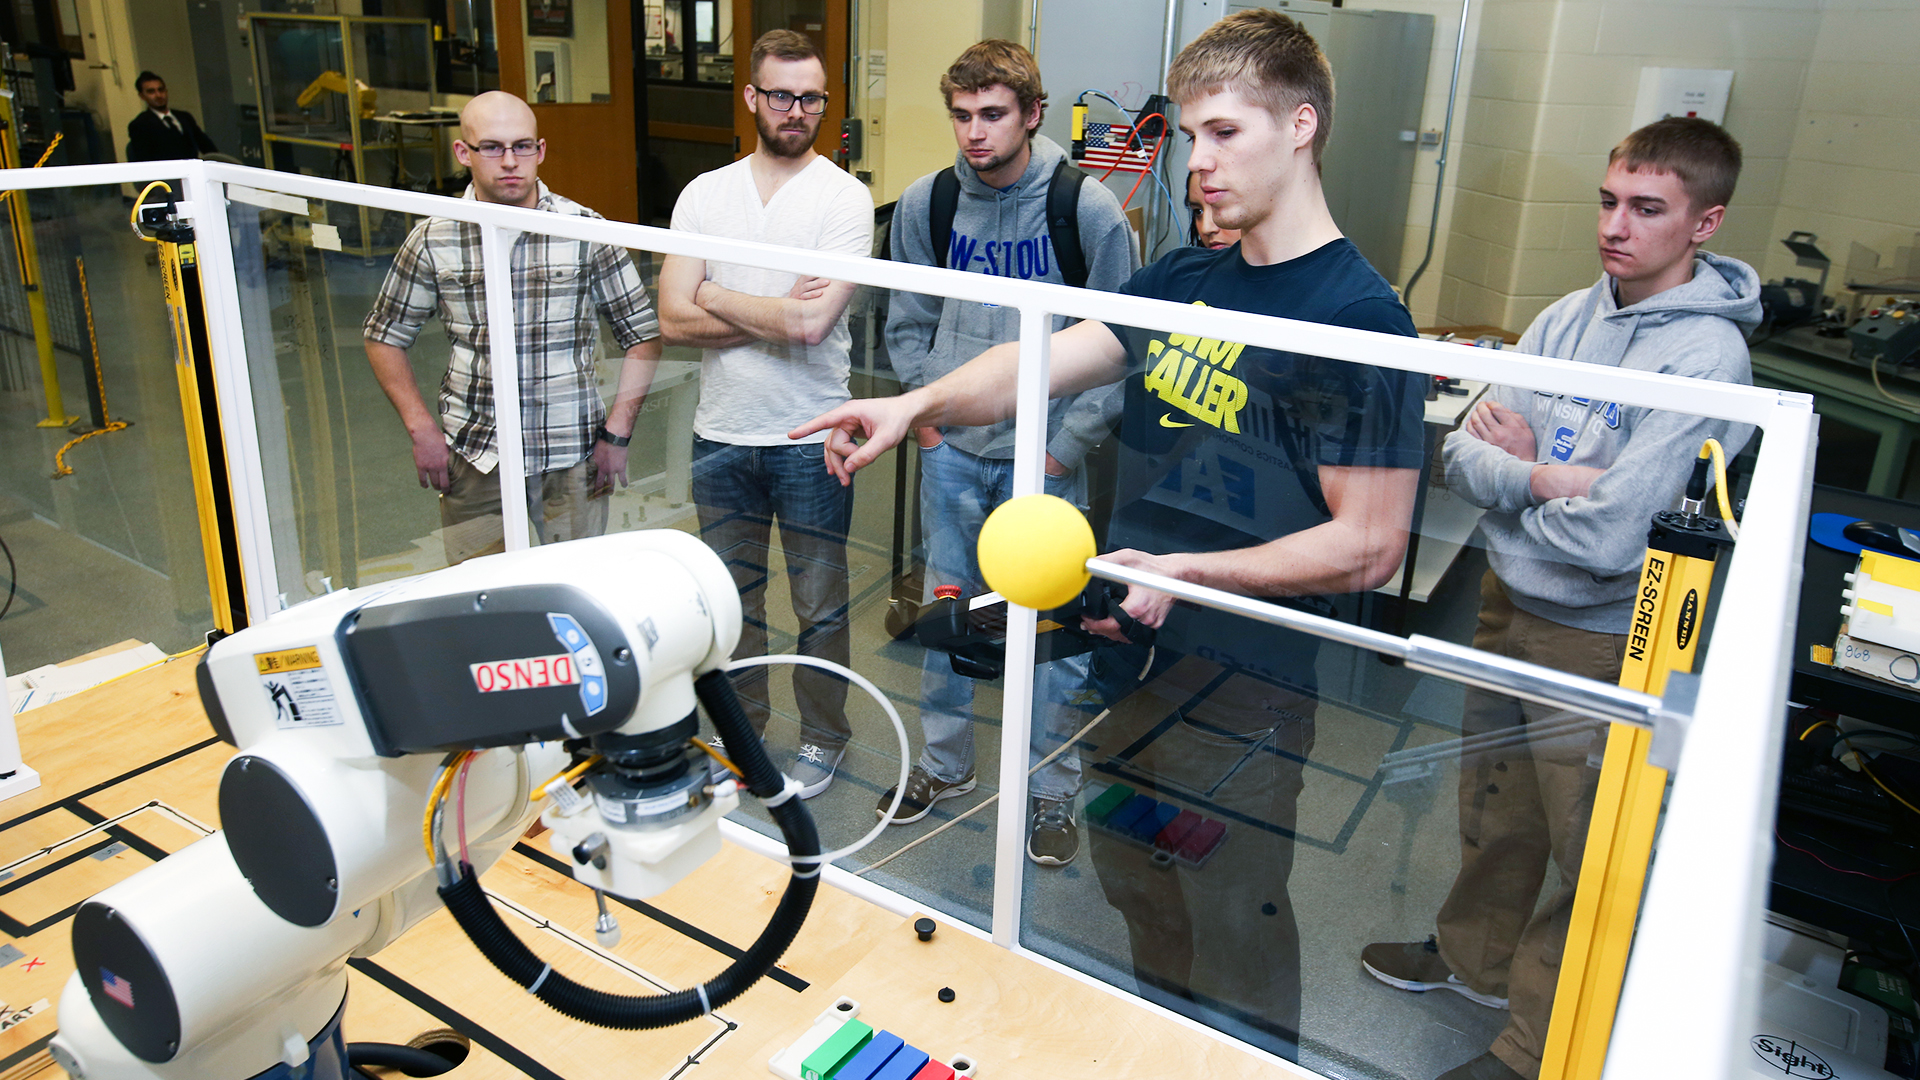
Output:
[255, 647, 342, 729]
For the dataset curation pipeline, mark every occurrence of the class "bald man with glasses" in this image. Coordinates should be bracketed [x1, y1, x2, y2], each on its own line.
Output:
[365, 91, 664, 565]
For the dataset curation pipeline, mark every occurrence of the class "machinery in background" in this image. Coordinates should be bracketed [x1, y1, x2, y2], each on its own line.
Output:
[1850, 301, 1920, 370]
[1756, 231, 1920, 375]
[48, 531, 821, 1080]
[247, 13, 439, 253]
[294, 71, 377, 120]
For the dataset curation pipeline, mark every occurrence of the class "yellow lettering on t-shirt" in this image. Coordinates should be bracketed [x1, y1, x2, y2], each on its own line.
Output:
[1141, 302, 1250, 434]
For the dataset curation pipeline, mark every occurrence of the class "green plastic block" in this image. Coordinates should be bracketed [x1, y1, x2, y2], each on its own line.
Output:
[1086, 784, 1135, 826]
[802, 1018, 874, 1080]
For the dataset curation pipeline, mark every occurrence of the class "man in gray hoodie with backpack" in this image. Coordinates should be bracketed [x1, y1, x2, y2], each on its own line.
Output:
[880, 39, 1139, 866]
[1362, 117, 1762, 1080]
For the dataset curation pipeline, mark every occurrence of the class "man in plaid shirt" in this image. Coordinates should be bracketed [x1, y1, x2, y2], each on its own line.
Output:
[365, 92, 662, 565]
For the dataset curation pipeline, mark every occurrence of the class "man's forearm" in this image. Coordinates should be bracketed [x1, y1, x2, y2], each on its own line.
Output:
[659, 297, 753, 348]
[366, 340, 438, 436]
[902, 342, 1024, 430]
[698, 280, 848, 347]
[604, 339, 662, 437]
[1172, 515, 1410, 598]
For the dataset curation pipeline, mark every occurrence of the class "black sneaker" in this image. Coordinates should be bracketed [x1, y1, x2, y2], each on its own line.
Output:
[1360, 937, 1509, 1009]
[1027, 796, 1078, 866]
[876, 765, 976, 824]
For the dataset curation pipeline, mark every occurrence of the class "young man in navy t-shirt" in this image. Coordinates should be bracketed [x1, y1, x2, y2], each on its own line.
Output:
[794, 10, 1424, 1055]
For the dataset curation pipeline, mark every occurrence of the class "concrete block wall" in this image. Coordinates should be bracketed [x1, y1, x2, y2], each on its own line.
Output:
[1438, 0, 1823, 334]
[1765, 0, 1920, 291]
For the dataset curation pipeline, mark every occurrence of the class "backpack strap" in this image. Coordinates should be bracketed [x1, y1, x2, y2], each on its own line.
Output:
[930, 168, 961, 269]
[1047, 161, 1089, 288]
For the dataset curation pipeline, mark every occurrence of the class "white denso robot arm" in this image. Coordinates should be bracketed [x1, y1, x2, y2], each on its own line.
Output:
[50, 531, 822, 1080]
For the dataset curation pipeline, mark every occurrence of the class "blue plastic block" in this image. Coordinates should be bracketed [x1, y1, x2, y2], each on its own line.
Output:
[832, 1030, 905, 1080]
[869, 1042, 933, 1080]
[1130, 801, 1181, 843]
[1107, 794, 1159, 834]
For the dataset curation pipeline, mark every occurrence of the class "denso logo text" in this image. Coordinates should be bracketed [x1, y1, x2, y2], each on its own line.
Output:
[471, 654, 579, 693]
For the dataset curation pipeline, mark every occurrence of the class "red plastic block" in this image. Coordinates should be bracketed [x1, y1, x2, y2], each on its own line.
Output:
[1154, 809, 1202, 852]
[911, 1062, 957, 1080]
[1176, 818, 1226, 864]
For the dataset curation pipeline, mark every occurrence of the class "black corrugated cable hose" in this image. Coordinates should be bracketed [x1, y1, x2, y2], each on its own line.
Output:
[438, 668, 819, 1028]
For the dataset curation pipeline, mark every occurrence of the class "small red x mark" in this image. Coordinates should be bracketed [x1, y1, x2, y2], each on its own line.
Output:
[22, 958, 42, 972]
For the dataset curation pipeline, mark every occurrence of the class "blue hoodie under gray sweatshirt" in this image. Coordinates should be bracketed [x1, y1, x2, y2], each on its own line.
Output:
[1442, 251, 1763, 633]
[886, 134, 1140, 467]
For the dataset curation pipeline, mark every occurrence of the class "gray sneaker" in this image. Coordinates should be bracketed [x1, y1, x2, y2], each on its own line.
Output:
[1027, 796, 1078, 866]
[792, 742, 845, 799]
[1360, 937, 1509, 1009]
[876, 765, 976, 824]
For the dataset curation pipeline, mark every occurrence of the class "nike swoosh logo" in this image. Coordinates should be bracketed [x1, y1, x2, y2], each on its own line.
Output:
[1159, 414, 1194, 428]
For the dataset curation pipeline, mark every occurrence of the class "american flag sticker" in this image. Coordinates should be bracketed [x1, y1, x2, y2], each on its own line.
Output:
[100, 968, 135, 1008]
[1080, 123, 1154, 173]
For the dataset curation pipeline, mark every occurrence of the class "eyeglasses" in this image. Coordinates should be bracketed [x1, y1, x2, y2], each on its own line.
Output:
[753, 86, 829, 115]
[471, 140, 540, 158]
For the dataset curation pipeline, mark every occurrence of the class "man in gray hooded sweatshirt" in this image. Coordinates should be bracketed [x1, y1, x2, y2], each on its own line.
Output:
[1361, 117, 1762, 1080]
[879, 39, 1139, 866]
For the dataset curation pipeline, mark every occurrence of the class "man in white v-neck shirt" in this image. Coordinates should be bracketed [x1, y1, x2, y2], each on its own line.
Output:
[659, 29, 874, 798]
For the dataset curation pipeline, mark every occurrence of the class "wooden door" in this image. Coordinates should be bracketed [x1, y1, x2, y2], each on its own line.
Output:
[498, 0, 641, 222]
[729, 0, 848, 163]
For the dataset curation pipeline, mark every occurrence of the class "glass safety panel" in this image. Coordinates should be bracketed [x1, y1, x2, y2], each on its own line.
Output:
[1010, 317, 1755, 1074]
[0, 181, 214, 668]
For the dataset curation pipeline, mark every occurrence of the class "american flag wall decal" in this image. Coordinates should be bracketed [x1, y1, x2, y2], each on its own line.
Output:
[1080, 123, 1155, 173]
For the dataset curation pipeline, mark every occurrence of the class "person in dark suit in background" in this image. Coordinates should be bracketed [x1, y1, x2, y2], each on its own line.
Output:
[126, 71, 218, 162]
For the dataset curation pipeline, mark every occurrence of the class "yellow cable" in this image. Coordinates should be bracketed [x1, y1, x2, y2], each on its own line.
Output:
[1798, 719, 1840, 741]
[4, 133, 64, 212]
[421, 750, 471, 860]
[1697, 438, 1739, 538]
[1859, 757, 1920, 816]
[689, 737, 743, 780]
[1870, 354, 1920, 416]
[53, 423, 131, 478]
[130, 181, 171, 242]
[26, 133, 60, 169]
[532, 755, 602, 799]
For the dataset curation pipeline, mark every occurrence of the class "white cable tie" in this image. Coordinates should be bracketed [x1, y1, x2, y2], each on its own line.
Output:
[527, 963, 553, 996]
[790, 861, 823, 880]
[757, 774, 806, 809]
[695, 983, 713, 1016]
[560, 715, 583, 739]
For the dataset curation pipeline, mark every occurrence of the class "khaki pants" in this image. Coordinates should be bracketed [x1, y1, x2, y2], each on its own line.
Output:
[439, 453, 608, 566]
[1437, 571, 1626, 1080]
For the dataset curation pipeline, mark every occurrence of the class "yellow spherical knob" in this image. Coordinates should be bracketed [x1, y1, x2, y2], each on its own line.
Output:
[977, 493, 1095, 610]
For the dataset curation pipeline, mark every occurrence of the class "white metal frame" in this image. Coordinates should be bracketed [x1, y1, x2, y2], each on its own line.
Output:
[0, 159, 1817, 1080]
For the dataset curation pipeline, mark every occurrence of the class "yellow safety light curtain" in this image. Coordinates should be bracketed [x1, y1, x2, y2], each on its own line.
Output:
[1539, 442, 1736, 1079]
[138, 184, 249, 635]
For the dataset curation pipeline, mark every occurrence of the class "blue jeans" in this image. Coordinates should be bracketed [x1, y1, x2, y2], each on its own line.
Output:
[692, 438, 853, 750]
[915, 439, 1092, 801]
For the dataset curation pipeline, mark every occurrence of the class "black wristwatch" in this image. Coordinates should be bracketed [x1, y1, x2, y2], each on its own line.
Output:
[595, 426, 631, 447]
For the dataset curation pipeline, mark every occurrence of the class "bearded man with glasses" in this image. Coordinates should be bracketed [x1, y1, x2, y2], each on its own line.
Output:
[365, 91, 663, 565]
[658, 29, 875, 798]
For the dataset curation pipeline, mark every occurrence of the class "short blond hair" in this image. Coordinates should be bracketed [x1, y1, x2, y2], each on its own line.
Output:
[939, 40, 1047, 125]
[1167, 9, 1333, 163]
[750, 29, 820, 82]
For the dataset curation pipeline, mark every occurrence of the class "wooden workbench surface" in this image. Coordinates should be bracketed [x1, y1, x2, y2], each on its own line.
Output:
[0, 653, 1294, 1079]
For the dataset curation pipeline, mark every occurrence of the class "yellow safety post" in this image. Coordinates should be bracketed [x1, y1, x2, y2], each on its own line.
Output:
[1539, 441, 1738, 1080]
[0, 91, 76, 427]
[134, 182, 248, 634]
